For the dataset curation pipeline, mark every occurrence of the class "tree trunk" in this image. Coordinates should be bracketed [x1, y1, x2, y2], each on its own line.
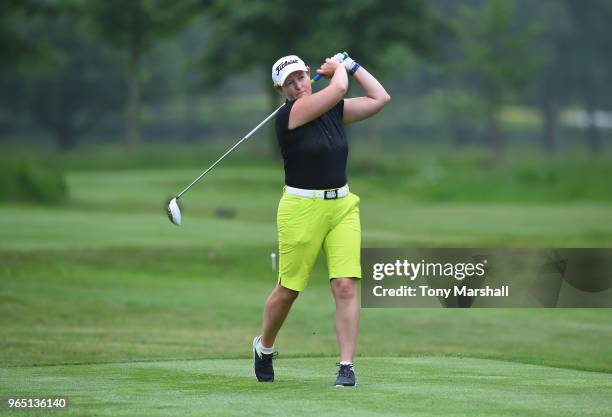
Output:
[54, 123, 77, 151]
[586, 118, 601, 155]
[366, 122, 381, 168]
[449, 121, 469, 147]
[541, 100, 558, 154]
[36, 114, 78, 151]
[268, 87, 281, 159]
[488, 111, 505, 160]
[126, 46, 141, 147]
[584, 107, 602, 155]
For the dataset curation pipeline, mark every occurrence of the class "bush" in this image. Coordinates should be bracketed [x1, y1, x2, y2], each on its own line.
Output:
[0, 160, 68, 203]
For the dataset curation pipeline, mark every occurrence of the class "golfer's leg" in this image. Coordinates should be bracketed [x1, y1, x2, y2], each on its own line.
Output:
[269, 193, 324, 348]
[331, 278, 360, 362]
[261, 284, 299, 348]
[324, 194, 361, 362]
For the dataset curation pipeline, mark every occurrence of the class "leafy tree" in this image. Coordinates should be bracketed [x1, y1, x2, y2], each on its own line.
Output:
[80, 0, 202, 146]
[519, 0, 571, 153]
[564, 0, 612, 154]
[449, 0, 546, 159]
[200, 0, 446, 154]
[0, 0, 48, 69]
[522, 0, 612, 154]
[0, 15, 124, 150]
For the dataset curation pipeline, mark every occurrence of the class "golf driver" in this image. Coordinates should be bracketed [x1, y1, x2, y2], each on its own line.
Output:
[167, 53, 348, 225]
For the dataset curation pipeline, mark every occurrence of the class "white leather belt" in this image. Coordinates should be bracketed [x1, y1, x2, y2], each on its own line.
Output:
[285, 184, 349, 200]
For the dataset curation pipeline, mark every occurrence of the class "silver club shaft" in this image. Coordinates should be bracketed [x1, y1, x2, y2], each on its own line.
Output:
[176, 102, 285, 199]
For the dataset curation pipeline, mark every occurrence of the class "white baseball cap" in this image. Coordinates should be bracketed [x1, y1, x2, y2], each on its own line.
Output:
[272, 55, 308, 87]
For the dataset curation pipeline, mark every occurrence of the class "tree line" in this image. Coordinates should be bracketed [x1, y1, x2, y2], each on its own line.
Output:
[0, 0, 610, 156]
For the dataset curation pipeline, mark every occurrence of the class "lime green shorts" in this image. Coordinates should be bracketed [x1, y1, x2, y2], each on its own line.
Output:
[277, 190, 362, 292]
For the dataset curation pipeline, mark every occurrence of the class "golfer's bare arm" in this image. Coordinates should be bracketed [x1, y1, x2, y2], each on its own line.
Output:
[288, 60, 348, 130]
[343, 67, 391, 124]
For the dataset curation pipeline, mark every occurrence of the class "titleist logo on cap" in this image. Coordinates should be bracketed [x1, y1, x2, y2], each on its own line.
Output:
[275, 59, 299, 75]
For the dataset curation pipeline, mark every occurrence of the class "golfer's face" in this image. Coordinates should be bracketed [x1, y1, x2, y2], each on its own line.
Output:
[282, 71, 310, 101]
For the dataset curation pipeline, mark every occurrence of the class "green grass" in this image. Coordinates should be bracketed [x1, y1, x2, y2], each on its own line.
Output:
[4, 146, 612, 203]
[2, 357, 611, 417]
[2, 247, 611, 372]
[1, 148, 612, 416]
[0, 159, 67, 203]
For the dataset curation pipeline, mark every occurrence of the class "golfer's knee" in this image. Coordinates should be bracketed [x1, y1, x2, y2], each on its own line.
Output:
[275, 284, 299, 303]
[332, 278, 356, 300]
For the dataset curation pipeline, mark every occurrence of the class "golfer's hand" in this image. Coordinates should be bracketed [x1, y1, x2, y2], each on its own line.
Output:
[316, 58, 344, 79]
[332, 52, 346, 64]
[334, 52, 356, 72]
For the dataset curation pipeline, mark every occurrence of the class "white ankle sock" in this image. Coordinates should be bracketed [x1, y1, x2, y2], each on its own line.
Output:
[258, 338, 274, 355]
[339, 361, 353, 367]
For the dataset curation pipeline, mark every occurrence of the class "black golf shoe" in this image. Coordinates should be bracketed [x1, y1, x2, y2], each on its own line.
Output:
[335, 362, 356, 387]
[253, 336, 276, 382]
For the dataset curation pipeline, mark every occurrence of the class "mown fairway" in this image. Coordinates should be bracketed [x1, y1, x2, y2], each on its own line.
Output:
[1, 153, 612, 416]
[2, 357, 611, 417]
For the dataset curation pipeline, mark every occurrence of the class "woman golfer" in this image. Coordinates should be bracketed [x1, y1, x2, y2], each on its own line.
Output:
[253, 52, 390, 387]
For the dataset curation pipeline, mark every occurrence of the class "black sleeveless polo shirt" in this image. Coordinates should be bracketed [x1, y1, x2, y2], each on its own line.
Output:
[275, 99, 348, 189]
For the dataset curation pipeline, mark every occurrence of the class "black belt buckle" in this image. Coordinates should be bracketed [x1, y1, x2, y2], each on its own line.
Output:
[324, 188, 339, 200]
